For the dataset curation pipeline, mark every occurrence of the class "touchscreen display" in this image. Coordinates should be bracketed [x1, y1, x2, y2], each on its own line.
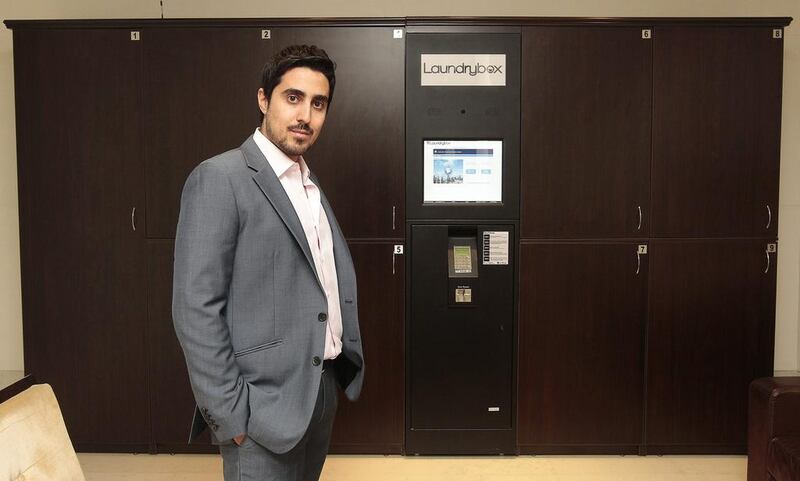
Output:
[423, 140, 502, 203]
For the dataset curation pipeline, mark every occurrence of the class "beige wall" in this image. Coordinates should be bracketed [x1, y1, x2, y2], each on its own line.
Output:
[1, 0, 798, 372]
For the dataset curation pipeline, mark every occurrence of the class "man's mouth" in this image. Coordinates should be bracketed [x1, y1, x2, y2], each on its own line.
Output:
[289, 126, 312, 137]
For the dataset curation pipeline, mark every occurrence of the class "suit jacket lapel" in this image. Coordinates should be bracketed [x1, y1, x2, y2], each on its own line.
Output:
[241, 136, 323, 291]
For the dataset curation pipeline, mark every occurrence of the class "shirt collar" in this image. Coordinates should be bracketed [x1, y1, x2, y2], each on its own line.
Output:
[252, 127, 312, 184]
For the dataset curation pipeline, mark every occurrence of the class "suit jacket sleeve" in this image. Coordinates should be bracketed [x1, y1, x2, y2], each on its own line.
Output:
[172, 159, 248, 442]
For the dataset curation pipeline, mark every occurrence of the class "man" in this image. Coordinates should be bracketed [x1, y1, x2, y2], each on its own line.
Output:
[172, 44, 364, 481]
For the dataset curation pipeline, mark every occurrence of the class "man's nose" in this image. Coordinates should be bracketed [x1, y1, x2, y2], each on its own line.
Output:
[296, 102, 312, 124]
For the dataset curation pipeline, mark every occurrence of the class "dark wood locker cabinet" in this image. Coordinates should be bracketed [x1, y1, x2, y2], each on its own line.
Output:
[270, 27, 406, 239]
[13, 29, 150, 450]
[518, 243, 648, 454]
[521, 27, 652, 239]
[651, 27, 783, 238]
[143, 28, 275, 239]
[330, 242, 405, 454]
[646, 240, 778, 454]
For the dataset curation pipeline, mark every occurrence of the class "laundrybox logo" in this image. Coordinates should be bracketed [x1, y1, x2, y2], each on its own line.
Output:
[420, 54, 506, 86]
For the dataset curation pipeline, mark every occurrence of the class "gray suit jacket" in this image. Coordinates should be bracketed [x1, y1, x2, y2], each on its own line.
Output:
[172, 136, 364, 454]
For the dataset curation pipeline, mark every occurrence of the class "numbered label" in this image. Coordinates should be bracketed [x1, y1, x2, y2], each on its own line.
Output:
[393, 245, 404, 255]
[773, 29, 783, 39]
[262, 29, 271, 40]
[642, 29, 652, 40]
[767, 243, 777, 253]
[130, 31, 141, 41]
[638, 244, 648, 255]
[393, 29, 404, 39]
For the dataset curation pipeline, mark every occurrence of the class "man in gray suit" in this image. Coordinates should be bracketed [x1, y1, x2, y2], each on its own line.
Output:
[172, 44, 364, 481]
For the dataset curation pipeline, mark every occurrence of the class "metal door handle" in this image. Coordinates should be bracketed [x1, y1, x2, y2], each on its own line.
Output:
[637, 206, 642, 231]
[764, 250, 771, 274]
[766, 204, 772, 230]
[636, 251, 641, 275]
[131, 207, 136, 232]
[392, 206, 396, 231]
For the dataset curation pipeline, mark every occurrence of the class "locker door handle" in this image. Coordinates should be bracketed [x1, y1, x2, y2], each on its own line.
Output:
[635, 244, 647, 276]
[764, 250, 770, 274]
[766, 204, 772, 230]
[764, 243, 777, 274]
[637, 205, 642, 231]
[131, 207, 137, 232]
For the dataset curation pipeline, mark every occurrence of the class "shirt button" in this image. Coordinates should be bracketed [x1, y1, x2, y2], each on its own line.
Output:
[312, 356, 321, 366]
[318, 313, 327, 322]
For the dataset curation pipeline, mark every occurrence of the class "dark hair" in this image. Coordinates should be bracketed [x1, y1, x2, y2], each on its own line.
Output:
[259, 44, 336, 123]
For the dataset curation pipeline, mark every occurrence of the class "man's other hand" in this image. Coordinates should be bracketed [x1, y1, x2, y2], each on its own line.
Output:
[233, 433, 246, 446]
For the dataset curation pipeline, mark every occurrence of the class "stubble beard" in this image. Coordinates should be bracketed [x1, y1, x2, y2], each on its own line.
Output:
[276, 132, 309, 158]
[264, 120, 311, 159]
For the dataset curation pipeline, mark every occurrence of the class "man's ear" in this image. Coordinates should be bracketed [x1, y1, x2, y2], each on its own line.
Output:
[257, 88, 269, 114]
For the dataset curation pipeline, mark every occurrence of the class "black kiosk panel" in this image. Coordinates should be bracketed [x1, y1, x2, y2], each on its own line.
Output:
[409, 224, 515, 438]
[406, 30, 520, 455]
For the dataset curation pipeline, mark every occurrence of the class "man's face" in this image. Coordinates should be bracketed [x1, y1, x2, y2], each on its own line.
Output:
[258, 66, 330, 161]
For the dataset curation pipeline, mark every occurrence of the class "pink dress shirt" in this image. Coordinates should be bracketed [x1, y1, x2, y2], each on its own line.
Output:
[253, 128, 343, 360]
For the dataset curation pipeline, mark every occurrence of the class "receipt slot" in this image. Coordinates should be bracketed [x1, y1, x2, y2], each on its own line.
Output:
[407, 224, 516, 454]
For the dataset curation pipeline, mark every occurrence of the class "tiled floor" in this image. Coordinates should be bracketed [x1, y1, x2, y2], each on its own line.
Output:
[78, 453, 748, 481]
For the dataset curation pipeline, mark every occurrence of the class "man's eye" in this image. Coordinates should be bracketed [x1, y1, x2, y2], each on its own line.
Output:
[313, 100, 325, 109]
[287, 95, 298, 102]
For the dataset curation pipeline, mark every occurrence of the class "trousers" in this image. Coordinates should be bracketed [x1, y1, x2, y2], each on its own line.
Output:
[219, 368, 338, 481]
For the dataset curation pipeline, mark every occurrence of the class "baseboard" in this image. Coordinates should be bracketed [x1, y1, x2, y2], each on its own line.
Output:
[329, 443, 403, 455]
[519, 444, 640, 455]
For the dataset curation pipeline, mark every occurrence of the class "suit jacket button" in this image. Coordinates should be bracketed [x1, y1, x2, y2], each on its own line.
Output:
[318, 312, 327, 322]
[312, 356, 321, 366]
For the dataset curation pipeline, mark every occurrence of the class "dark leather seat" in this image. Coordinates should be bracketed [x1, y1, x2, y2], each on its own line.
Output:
[748, 377, 800, 481]
[769, 437, 800, 481]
